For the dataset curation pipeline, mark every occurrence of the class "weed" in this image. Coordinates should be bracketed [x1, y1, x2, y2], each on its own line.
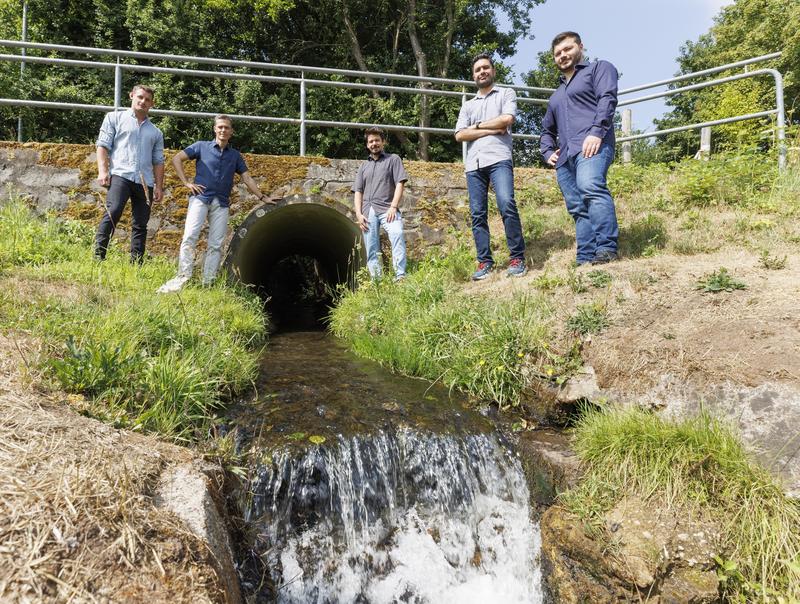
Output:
[758, 249, 787, 270]
[566, 302, 609, 335]
[695, 268, 746, 293]
[532, 271, 565, 291]
[586, 270, 612, 288]
[567, 268, 587, 293]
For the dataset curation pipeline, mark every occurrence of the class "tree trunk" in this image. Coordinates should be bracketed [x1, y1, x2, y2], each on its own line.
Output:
[406, 0, 430, 160]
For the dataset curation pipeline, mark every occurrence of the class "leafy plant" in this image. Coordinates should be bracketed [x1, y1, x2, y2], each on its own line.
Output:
[586, 270, 612, 288]
[759, 249, 787, 270]
[566, 302, 609, 335]
[695, 268, 746, 293]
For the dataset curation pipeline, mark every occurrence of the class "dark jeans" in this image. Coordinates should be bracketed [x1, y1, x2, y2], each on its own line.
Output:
[466, 159, 525, 264]
[94, 175, 153, 262]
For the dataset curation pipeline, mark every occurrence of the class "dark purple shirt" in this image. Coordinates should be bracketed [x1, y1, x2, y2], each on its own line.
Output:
[540, 60, 619, 168]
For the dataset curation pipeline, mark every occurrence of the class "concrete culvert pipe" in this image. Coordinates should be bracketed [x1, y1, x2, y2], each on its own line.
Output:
[225, 194, 364, 331]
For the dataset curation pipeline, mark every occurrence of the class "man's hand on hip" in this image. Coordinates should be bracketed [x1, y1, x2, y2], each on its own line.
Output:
[582, 135, 602, 158]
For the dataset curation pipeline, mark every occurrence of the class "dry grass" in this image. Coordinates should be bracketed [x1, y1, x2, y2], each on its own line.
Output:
[0, 335, 225, 603]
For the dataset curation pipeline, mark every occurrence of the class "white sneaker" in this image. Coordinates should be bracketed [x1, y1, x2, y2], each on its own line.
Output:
[157, 276, 189, 294]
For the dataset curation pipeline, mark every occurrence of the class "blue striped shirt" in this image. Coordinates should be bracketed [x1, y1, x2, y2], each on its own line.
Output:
[96, 109, 165, 186]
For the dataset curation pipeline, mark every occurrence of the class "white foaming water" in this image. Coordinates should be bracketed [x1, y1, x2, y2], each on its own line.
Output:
[244, 429, 543, 603]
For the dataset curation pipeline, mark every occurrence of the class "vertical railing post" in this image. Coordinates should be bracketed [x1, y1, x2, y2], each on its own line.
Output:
[621, 108, 632, 164]
[461, 87, 467, 164]
[699, 127, 711, 161]
[17, 0, 28, 142]
[773, 70, 786, 171]
[299, 71, 307, 157]
[114, 56, 122, 110]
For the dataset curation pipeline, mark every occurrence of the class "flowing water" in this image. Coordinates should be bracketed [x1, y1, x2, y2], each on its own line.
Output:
[232, 332, 543, 603]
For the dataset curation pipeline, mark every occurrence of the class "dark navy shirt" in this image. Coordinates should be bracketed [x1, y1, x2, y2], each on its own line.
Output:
[540, 60, 619, 168]
[184, 140, 248, 207]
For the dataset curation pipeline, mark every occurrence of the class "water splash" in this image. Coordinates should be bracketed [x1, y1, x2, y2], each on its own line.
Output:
[242, 428, 542, 603]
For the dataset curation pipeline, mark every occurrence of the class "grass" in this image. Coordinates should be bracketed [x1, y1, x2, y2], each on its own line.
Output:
[562, 406, 800, 602]
[330, 246, 568, 408]
[0, 198, 267, 442]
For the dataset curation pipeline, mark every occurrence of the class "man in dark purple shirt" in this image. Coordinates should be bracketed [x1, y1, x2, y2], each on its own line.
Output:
[540, 31, 620, 265]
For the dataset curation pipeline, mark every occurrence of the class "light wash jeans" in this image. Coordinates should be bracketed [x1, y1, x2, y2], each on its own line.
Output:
[556, 144, 619, 263]
[364, 206, 406, 279]
[178, 196, 229, 284]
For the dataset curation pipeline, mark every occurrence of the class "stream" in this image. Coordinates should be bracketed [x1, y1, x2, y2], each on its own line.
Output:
[230, 331, 543, 603]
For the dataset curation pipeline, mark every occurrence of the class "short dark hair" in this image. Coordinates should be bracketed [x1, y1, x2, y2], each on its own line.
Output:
[364, 127, 386, 142]
[551, 31, 582, 52]
[471, 52, 494, 70]
[131, 84, 155, 100]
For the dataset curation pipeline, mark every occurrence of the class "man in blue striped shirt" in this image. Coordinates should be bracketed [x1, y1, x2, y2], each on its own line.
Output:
[541, 32, 620, 265]
[94, 84, 165, 263]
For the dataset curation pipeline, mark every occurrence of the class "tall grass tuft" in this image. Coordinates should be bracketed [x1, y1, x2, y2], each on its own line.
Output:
[330, 246, 556, 408]
[562, 406, 800, 601]
[0, 198, 266, 442]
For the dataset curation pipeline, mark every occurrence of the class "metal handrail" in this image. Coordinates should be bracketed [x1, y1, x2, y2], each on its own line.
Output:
[0, 40, 787, 168]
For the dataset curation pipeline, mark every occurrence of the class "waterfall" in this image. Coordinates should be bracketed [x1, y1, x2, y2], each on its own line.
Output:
[241, 427, 542, 603]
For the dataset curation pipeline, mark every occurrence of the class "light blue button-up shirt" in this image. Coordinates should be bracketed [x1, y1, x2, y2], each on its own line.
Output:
[455, 86, 517, 173]
[96, 109, 165, 186]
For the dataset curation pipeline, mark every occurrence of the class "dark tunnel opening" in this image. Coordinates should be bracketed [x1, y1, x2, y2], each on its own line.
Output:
[226, 198, 364, 332]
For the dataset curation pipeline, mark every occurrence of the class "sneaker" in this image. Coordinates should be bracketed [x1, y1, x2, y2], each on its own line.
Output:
[471, 262, 494, 281]
[506, 258, 527, 278]
[157, 276, 189, 294]
[393, 274, 406, 283]
[591, 250, 619, 265]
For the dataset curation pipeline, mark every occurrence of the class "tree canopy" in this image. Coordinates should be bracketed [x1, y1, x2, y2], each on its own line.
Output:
[0, 0, 543, 161]
[655, 0, 799, 158]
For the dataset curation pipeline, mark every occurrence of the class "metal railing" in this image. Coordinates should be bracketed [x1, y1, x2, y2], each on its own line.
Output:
[0, 40, 787, 168]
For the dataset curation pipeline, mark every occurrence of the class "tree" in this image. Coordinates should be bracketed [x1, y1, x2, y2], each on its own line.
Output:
[0, 0, 543, 161]
[655, 0, 799, 157]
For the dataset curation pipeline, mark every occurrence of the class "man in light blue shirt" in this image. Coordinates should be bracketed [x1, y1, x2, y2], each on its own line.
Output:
[455, 52, 526, 281]
[94, 84, 165, 263]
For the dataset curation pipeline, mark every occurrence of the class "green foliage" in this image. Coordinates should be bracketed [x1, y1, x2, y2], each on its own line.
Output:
[666, 154, 777, 209]
[562, 407, 800, 601]
[656, 0, 800, 155]
[585, 270, 612, 288]
[566, 302, 608, 335]
[695, 267, 747, 293]
[0, 0, 543, 161]
[0, 199, 266, 442]
[329, 245, 559, 408]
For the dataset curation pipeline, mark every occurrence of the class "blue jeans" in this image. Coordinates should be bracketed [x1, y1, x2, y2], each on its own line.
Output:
[556, 144, 619, 263]
[466, 159, 525, 264]
[364, 207, 406, 279]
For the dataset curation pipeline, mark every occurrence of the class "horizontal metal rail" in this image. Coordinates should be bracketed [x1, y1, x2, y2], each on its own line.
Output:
[0, 53, 547, 104]
[0, 39, 555, 94]
[0, 98, 540, 139]
[0, 39, 786, 167]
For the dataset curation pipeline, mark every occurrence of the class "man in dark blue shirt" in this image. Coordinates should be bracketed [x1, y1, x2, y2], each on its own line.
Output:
[540, 31, 620, 265]
[158, 115, 273, 292]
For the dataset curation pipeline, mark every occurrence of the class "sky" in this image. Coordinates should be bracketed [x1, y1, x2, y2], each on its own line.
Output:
[507, 0, 733, 131]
